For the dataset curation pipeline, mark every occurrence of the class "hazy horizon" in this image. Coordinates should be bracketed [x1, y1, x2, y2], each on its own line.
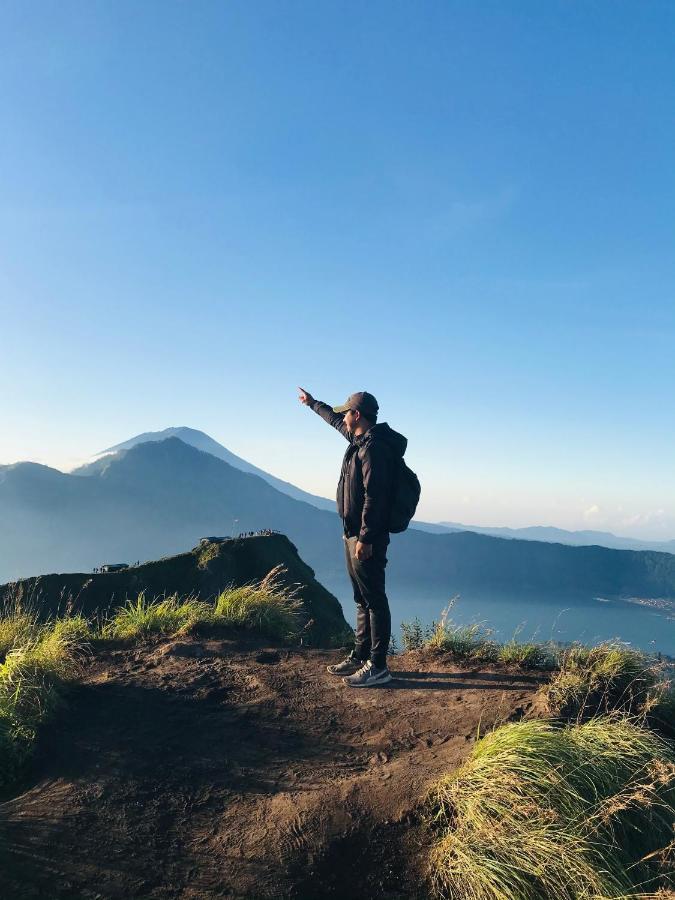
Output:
[2, 424, 674, 544]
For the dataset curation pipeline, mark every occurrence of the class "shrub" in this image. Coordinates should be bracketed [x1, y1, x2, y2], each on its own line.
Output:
[428, 716, 675, 900]
[401, 617, 432, 651]
[212, 565, 302, 641]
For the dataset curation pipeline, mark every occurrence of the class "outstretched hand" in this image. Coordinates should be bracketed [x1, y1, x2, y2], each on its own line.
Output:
[298, 386, 314, 405]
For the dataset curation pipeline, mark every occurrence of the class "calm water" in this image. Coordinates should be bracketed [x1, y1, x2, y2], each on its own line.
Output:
[327, 578, 675, 657]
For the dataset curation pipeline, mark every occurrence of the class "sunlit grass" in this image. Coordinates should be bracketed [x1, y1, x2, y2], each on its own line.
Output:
[423, 603, 499, 662]
[402, 603, 557, 668]
[103, 565, 303, 642]
[103, 593, 211, 640]
[0, 608, 37, 661]
[212, 565, 303, 640]
[0, 615, 87, 787]
[428, 716, 675, 899]
[545, 642, 668, 721]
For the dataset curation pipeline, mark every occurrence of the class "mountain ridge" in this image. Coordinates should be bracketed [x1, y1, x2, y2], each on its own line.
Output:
[3, 436, 675, 609]
[72, 426, 674, 553]
[74, 426, 337, 512]
[437, 520, 675, 554]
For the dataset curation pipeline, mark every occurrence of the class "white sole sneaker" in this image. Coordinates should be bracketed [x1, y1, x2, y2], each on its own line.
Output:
[343, 669, 393, 688]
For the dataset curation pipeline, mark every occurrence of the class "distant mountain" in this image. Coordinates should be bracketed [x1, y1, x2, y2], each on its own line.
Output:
[73, 426, 337, 513]
[4, 437, 675, 605]
[91, 428, 672, 554]
[435, 521, 675, 554]
[3, 437, 344, 584]
[75, 426, 448, 533]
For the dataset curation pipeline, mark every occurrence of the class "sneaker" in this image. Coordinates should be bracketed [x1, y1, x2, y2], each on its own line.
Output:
[343, 660, 392, 688]
[326, 655, 363, 676]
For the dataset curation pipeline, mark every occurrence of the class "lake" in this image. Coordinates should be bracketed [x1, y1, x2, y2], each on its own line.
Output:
[324, 575, 675, 657]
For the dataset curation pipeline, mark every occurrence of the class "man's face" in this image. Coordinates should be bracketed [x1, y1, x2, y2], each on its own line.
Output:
[343, 408, 358, 434]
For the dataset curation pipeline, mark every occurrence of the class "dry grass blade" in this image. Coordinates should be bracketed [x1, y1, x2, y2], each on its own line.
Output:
[427, 717, 675, 900]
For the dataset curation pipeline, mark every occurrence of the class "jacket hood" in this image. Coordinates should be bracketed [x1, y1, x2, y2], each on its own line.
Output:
[359, 422, 407, 457]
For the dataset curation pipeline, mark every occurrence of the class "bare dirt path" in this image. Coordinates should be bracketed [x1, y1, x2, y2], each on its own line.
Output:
[1, 638, 547, 899]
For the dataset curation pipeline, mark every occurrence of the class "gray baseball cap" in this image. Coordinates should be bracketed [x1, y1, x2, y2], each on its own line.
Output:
[332, 391, 379, 417]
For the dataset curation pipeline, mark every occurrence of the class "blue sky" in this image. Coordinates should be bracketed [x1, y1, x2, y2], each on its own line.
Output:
[1, 2, 674, 538]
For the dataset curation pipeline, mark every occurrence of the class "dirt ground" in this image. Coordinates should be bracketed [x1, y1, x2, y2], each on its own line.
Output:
[0, 637, 548, 899]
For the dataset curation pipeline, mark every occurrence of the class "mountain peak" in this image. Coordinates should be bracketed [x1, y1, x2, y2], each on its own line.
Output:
[77, 426, 337, 514]
[101, 427, 213, 455]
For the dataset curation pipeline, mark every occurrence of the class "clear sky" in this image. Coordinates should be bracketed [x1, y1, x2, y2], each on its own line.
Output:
[1, 2, 674, 539]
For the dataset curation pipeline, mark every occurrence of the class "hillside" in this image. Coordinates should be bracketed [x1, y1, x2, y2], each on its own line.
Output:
[0, 533, 351, 647]
[0, 635, 543, 899]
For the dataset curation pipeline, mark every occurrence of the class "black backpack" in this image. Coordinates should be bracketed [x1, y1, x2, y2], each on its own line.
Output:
[388, 457, 421, 533]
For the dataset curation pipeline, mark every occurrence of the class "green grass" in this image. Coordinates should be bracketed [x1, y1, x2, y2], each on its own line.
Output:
[545, 642, 667, 721]
[497, 639, 556, 669]
[0, 616, 86, 787]
[420, 603, 499, 662]
[103, 593, 211, 640]
[0, 609, 37, 661]
[427, 619, 499, 662]
[212, 564, 303, 640]
[428, 716, 675, 900]
[400, 616, 433, 651]
[402, 604, 559, 668]
[103, 565, 303, 642]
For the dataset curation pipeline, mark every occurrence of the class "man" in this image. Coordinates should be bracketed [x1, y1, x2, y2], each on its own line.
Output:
[298, 387, 407, 687]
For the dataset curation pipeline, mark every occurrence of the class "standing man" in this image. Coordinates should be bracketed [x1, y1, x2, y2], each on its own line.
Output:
[298, 387, 407, 687]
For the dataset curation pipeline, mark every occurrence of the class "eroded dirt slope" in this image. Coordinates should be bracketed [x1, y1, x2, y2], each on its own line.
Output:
[1, 639, 547, 899]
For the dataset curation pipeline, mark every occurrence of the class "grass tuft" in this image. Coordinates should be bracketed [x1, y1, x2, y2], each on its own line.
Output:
[428, 716, 675, 900]
[212, 565, 303, 640]
[498, 639, 556, 670]
[0, 608, 38, 661]
[423, 603, 499, 662]
[545, 642, 668, 721]
[103, 593, 212, 640]
[403, 604, 556, 668]
[0, 615, 88, 787]
[103, 566, 303, 642]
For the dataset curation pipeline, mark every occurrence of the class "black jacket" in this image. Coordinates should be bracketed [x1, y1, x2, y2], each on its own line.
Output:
[310, 400, 408, 543]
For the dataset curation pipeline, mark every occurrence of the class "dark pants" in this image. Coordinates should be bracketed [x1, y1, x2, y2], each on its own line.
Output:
[343, 535, 391, 669]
